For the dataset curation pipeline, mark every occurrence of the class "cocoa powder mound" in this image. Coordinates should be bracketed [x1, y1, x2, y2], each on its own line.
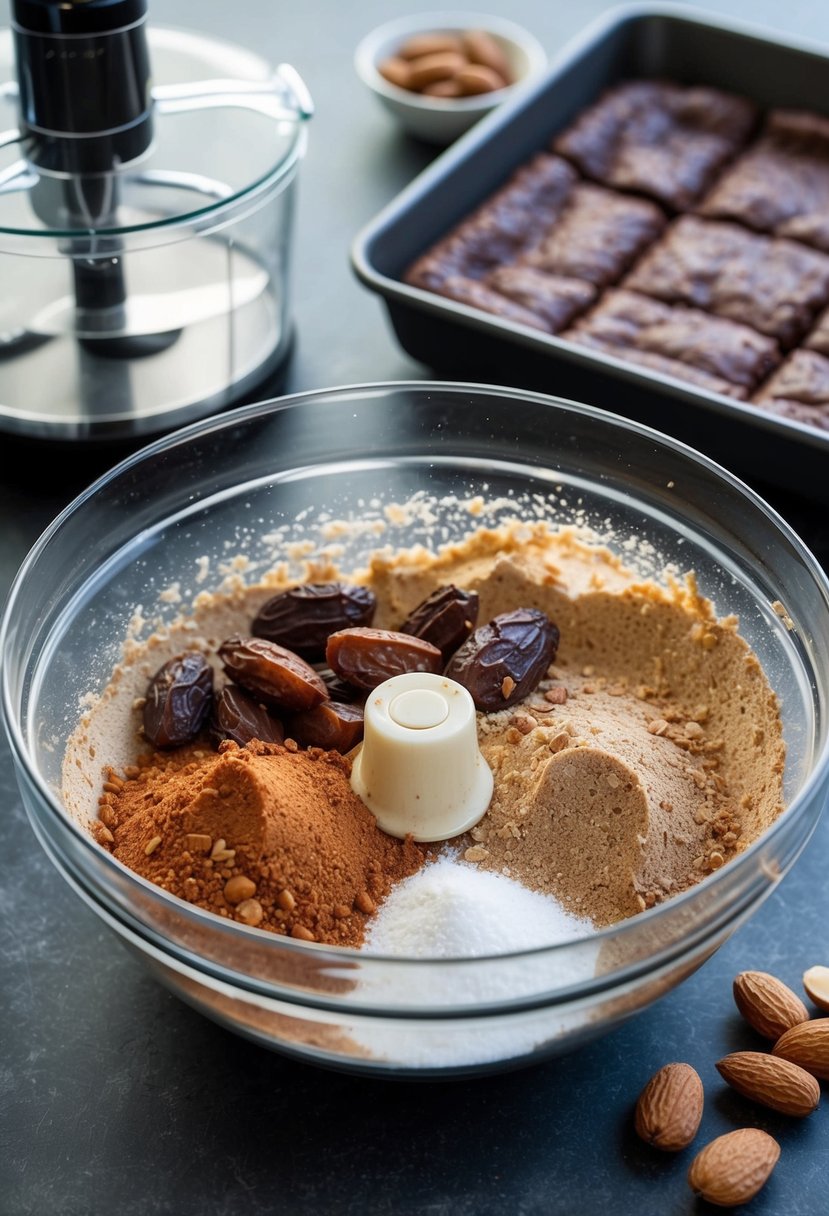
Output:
[98, 738, 428, 946]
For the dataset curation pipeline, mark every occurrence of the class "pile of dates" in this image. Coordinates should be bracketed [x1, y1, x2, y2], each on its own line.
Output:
[142, 582, 560, 754]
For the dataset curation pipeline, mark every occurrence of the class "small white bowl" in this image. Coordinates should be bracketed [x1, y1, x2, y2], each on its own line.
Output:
[355, 11, 547, 145]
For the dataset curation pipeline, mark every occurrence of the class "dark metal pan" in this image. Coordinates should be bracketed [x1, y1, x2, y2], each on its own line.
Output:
[351, 3, 829, 497]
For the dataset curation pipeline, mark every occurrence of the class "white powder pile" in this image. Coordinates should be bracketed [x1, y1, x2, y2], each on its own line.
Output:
[365, 854, 593, 958]
[349, 856, 599, 1068]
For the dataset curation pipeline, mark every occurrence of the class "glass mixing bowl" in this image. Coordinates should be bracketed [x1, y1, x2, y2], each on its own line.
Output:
[3, 382, 829, 1078]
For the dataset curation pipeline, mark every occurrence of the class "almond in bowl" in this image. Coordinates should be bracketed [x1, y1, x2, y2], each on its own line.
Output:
[355, 13, 547, 144]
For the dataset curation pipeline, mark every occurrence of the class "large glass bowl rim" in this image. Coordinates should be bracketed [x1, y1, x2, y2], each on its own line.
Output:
[3, 379, 829, 969]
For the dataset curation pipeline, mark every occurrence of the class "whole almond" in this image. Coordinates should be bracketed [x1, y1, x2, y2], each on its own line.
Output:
[422, 78, 463, 98]
[407, 51, 467, 91]
[461, 30, 512, 81]
[803, 964, 829, 1012]
[733, 970, 809, 1039]
[634, 1062, 703, 1151]
[716, 1050, 820, 1116]
[773, 1019, 829, 1079]
[688, 1128, 780, 1207]
[455, 63, 507, 95]
[397, 33, 463, 60]
[377, 56, 412, 90]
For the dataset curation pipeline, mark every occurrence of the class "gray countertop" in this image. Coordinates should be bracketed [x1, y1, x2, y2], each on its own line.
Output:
[1, 2, 828, 1213]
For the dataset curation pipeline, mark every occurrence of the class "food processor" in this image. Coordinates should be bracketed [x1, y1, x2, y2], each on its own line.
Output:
[0, 0, 312, 440]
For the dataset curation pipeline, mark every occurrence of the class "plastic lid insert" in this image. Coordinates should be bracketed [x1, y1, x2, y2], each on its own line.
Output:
[350, 672, 494, 842]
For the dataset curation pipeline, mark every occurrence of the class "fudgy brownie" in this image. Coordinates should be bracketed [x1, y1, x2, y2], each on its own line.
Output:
[398, 77, 829, 439]
[428, 269, 594, 333]
[751, 349, 829, 431]
[429, 276, 549, 331]
[405, 153, 577, 291]
[624, 216, 829, 348]
[519, 182, 666, 287]
[552, 80, 757, 210]
[563, 289, 780, 398]
[699, 110, 829, 249]
[486, 268, 595, 331]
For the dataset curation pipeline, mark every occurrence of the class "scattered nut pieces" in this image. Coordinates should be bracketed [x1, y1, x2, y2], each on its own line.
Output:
[277, 888, 296, 912]
[803, 964, 829, 1012]
[144, 835, 162, 856]
[223, 875, 257, 905]
[355, 891, 376, 915]
[687, 1128, 780, 1207]
[634, 1062, 703, 1151]
[291, 923, 315, 941]
[235, 898, 264, 927]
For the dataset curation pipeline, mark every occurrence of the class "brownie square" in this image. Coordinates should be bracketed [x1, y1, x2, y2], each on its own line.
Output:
[429, 269, 595, 334]
[405, 154, 577, 291]
[562, 289, 780, 398]
[699, 110, 829, 250]
[751, 349, 829, 431]
[486, 267, 596, 331]
[428, 276, 550, 331]
[624, 216, 829, 347]
[519, 183, 667, 287]
[552, 80, 757, 210]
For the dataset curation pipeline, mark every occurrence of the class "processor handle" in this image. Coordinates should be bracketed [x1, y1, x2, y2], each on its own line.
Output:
[152, 63, 314, 125]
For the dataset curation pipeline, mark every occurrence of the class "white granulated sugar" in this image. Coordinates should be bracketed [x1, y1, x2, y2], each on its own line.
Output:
[348, 857, 599, 1069]
[365, 854, 592, 959]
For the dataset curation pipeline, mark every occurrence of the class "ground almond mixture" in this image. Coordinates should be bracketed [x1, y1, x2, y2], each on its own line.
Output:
[69, 520, 785, 944]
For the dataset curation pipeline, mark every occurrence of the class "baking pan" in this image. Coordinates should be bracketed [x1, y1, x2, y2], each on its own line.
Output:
[351, 3, 829, 499]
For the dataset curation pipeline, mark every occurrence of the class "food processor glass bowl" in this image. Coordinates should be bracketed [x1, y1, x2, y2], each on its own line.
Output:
[0, 20, 312, 440]
[2, 382, 828, 1077]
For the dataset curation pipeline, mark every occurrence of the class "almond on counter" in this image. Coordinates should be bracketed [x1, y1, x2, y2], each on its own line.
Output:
[634, 1062, 704, 1151]
[715, 1050, 820, 1117]
[773, 1019, 829, 1080]
[687, 1128, 780, 1207]
[803, 963, 829, 1012]
[732, 969, 810, 1039]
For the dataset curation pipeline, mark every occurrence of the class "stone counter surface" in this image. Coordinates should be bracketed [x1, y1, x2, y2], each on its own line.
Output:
[1, 1, 828, 1212]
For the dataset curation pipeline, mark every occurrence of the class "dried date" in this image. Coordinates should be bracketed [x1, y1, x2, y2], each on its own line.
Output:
[398, 584, 479, 661]
[252, 582, 376, 661]
[444, 608, 559, 710]
[326, 627, 443, 691]
[288, 701, 364, 752]
[318, 667, 366, 704]
[143, 651, 214, 748]
[211, 685, 285, 748]
[218, 635, 328, 712]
